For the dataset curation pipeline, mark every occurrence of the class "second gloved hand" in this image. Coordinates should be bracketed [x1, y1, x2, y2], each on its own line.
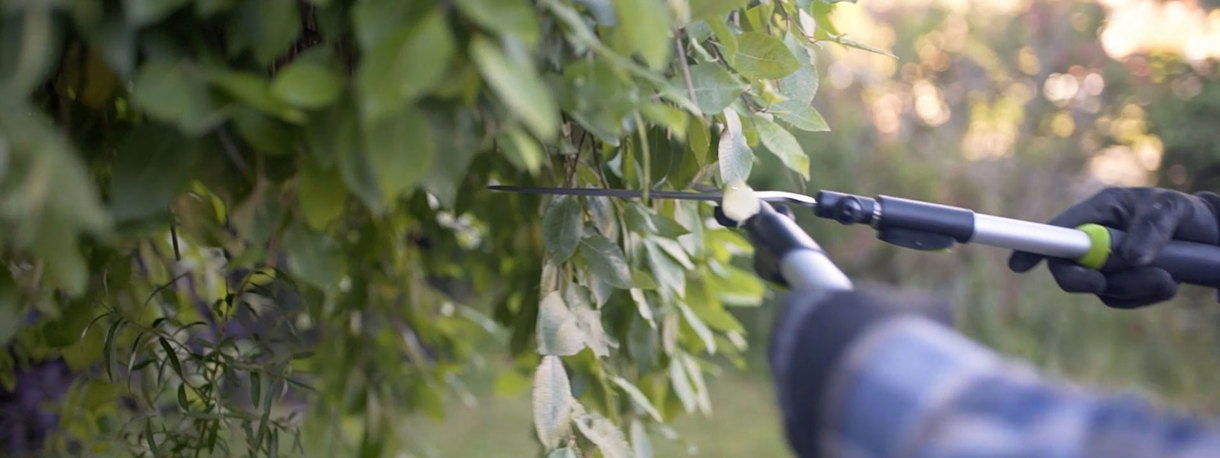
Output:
[1008, 187, 1220, 308]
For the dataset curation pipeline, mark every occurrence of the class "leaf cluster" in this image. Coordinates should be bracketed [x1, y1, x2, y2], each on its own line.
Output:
[0, 0, 882, 455]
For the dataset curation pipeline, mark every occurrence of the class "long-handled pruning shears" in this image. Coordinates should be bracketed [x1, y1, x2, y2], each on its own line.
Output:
[491, 185, 1220, 292]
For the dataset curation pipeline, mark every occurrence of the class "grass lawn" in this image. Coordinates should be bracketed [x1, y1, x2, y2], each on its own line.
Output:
[402, 373, 789, 457]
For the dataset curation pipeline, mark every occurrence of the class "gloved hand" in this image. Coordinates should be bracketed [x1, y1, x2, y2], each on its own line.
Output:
[1008, 187, 1220, 308]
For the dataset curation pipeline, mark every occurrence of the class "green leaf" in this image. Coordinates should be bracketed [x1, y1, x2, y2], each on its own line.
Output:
[561, 59, 638, 145]
[207, 69, 305, 123]
[779, 32, 818, 103]
[681, 353, 712, 413]
[131, 61, 224, 134]
[574, 409, 633, 458]
[734, 32, 801, 80]
[296, 160, 347, 229]
[250, 371, 262, 407]
[543, 196, 583, 262]
[421, 109, 480, 207]
[125, 0, 190, 26]
[771, 99, 830, 132]
[567, 287, 612, 357]
[497, 125, 545, 173]
[351, 0, 424, 51]
[708, 265, 765, 306]
[707, 19, 739, 65]
[579, 232, 632, 289]
[644, 239, 686, 298]
[357, 9, 455, 122]
[230, 0, 301, 65]
[537, 291, 585, 356]
[454, 0, 541, 46]
[177, 383, 190, 410]
[641, 102, 689, 140]
[532, 355, 573, 450]
[110, 125, 201, 221]
[717, 107, 752, 182]
[363, 105, 434, 204]
[610, 377, 663, 422]
[679, 63, 746, 115]
[754, 116, 809, 179]
[611, 0, 672, 69]
[282, 227, 347, 289]
[159, 338, 184, 379]
[677, 301, 716, 353]
[835, 35, 897, 58]
[669, 351, 697, 413]
[231, 109, 295, 156]
[271, 61, 344, 109]
[689, 0, 749, 20]
[686, 115, 711, 165]
[470, 36, 559, 141]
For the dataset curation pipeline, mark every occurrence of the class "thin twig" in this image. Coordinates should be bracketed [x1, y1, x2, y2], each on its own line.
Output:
[216, 128, 253, 181]
[675, 29, 698, 109]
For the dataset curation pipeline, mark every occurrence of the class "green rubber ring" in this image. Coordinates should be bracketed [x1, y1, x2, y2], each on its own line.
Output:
[1075, 223, 1111, 269]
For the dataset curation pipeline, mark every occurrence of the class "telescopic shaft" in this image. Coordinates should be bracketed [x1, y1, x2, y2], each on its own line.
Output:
[814, 190, 1220, 288]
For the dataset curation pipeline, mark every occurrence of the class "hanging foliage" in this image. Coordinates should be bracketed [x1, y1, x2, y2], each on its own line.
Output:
[0, 0, 880, 455]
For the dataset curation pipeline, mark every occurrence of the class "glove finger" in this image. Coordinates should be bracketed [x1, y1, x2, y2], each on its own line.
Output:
[1098, 267, 1178, 309]
[1043, 187, 1131, 229]
[1011, 188, 1131, 273]
[1047, 259, 1106, 294]
[1008, 251, 1045, 273]
[1121, 193, 1188, 265]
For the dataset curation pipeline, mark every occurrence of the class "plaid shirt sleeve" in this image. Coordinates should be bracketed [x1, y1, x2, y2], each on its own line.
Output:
[819, 317, 1220, 458]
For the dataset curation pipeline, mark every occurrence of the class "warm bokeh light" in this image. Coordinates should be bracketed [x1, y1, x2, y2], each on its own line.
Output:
[1099, 0, 1220, 62]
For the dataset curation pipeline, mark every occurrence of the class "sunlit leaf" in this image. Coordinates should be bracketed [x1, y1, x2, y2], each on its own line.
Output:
[631, 420, 653, 458]
[679, 63, 747, 115]
[574, 408, 632, 458]
[611, 376, 663, 421]
[734, 32, 801, 80]
[770, 99, 830, 132]
[669, 352, 697, 413]
[754, 116, 810, 179]
[537, 291, 585, 356]
[532, 355, 573, 450]
[690, 0, 749, 20]
[498, 124, 545, 173]
[611, 0, 672, 69]
[718, 107, 752, 182]
[779, 32, 818, 103]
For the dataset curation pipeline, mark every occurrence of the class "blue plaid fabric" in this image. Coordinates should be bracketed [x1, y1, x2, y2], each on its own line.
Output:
[820, 317, 1220, 458]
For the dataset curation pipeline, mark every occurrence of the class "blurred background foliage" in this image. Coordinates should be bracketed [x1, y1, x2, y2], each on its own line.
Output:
[3, 0, 1220, 457]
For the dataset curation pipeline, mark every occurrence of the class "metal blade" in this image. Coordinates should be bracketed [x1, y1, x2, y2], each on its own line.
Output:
[488, 185, 817, 208]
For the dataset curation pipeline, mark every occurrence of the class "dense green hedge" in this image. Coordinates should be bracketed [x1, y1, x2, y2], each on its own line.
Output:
[0, 0, 867, 455]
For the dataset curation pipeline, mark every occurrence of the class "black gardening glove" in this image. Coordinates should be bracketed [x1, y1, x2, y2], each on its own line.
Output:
[1008, 187, 1220, 308]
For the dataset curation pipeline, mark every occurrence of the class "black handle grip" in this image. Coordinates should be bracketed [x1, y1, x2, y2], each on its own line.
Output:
[1102, 229, 1220, 288]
